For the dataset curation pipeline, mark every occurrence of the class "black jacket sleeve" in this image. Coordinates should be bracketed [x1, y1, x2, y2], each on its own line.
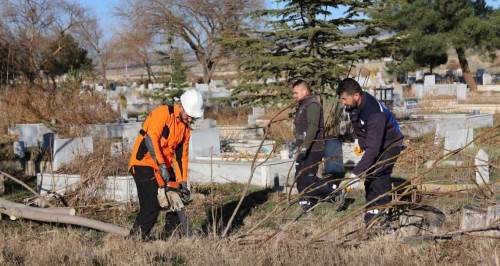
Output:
[353, 112, 387, 175]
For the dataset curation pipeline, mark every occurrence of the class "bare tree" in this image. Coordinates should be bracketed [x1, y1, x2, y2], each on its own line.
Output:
[114, 25, 156, 84]
[118, 0, 260, 84]
[0, 0, 86, 85]
[73, 13, 112, 88]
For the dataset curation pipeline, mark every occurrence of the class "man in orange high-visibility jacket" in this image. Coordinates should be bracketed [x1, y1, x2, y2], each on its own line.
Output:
[128, 89, 203, 240]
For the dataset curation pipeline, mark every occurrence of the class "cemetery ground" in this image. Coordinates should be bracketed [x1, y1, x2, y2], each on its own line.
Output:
[1, 122, 499, 265]
[1, 89, 499, 265]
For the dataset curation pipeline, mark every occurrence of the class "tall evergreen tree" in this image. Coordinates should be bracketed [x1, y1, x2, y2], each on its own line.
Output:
[225, 0, 384, 105]
[371, 0, 500, 91]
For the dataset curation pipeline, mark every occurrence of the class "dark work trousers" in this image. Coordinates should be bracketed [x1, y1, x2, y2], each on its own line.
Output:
[364, 145, 402, 222]
[130, 166, 161, 239]
[295, 150, 333, 202]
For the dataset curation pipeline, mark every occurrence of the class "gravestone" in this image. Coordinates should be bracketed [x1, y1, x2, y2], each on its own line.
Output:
[475, 149, 489, 185]
[122, 123, 142, 150]
[110, 142, 124, 156]
[9, 124, 53, 148]
[482, 73, 492, 85]
[247, 115, 257, 126]
[415, 70, 423, 81]
[486, 205, 499, 226]
[195, 83, 209, 92]
[461, 205, 499, 236]
[52, 137, 94, 171]
[252, 107, 265, 118]
[444, 128, 473, 152]
[210, 80, 225, 87]
[424, 75, 435, 88]
[415, 84, 424, 99]
[107, 124, 124, 139]
[461, 207, 487, 230]
[13, 141, 25, 158]
[189, 128, 221, 159]
[456, 84, 467, 101]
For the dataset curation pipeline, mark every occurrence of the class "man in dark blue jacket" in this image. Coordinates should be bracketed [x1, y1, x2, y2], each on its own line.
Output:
[337, 78, 404, 224]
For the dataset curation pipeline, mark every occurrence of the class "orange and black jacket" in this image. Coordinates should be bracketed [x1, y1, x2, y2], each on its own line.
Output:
[129, 104, 191, 188]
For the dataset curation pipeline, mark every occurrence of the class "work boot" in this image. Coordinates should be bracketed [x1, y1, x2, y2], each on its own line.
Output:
[364, 209, 382, 226]
[298, 199, 316, 212]
[334, 190, 349, 212]
[364, 209, 392, 229]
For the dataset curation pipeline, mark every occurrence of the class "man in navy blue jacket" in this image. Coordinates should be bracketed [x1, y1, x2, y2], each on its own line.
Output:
[337, 78, 404, 224]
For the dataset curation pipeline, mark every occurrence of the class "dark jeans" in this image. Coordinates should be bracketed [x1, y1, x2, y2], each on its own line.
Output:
[130, 166, 160, 239]
[295, 150, 333, 201]
[364, 145, 402, 222]
[130, 166, 183, 239]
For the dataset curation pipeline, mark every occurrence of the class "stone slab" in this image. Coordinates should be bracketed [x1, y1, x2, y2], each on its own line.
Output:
[399, 120, 436, 138]
[121, 123, 142, 150]
[475, 149, 489, 185]
[189, 127, 221, 159]
[218, 126, 265, 140]
[226, 140, 275, 155]
[412, 113, 493, 138]
[444, 128, 473, 152]
[9, 123, 53, 148]
[424, 75, 435, 87]
[188, 158, 295, 188]
[52, 137, 94, 171]
[36, 173, 82, 194]
[456, 84, 468, 101]
[252, 107, 265, 118]
[104, 176, 138, 202]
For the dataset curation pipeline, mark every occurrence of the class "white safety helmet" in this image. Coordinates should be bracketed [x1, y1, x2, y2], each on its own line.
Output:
[180, 89, 204, 118]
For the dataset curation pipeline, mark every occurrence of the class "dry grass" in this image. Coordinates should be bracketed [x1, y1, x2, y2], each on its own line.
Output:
[1, 89, 500, 265]
[55, 139, 130, 210]
[0, 86, 118, 136]
[205, 106, 251, 126]
[461, 92, 500, 105]
[0, 188, 499, 266]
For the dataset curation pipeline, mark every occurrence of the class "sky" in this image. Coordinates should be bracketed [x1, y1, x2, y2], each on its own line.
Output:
[77, 0, 500, 38]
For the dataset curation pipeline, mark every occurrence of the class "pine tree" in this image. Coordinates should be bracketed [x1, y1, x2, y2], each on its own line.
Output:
[370, 0, 500, 91]
[225, 0, 384, 105]
[170, 49, 188, 91]
[144, 48, 188, 103]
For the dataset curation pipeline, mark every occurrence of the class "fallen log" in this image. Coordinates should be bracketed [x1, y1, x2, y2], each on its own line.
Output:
[0, 198, 129, 236]
[0, 198, 75, 216]
[418, 183, 477, 193]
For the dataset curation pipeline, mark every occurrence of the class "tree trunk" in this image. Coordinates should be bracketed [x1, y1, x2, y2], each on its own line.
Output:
[0, 198, 129, 236]
[0, 199, 75, 216]
[100, 58, 109, 89]
[456, 47, 477, 92]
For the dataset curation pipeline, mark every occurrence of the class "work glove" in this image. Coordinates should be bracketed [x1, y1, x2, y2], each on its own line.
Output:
[159, 164, 170, 184]
[345, 173, 360, 192]
[297, 147, 308, 161]
[353, 139, 364, 157]
[354, 146, 364, 157]
[179, 181, 192, 204]
[157, 188, 169, 208]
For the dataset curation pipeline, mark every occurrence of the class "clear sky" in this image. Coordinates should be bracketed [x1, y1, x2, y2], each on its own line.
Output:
[77, 0, 500, 37]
